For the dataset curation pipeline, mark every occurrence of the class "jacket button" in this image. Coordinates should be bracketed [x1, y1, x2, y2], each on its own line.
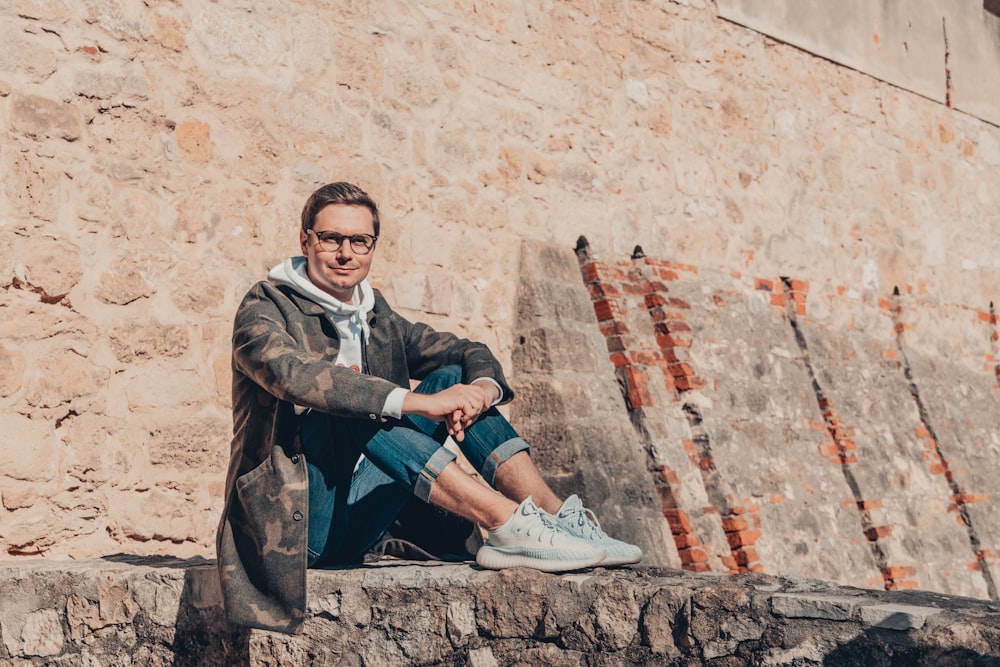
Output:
[293, 510, 303, 521]
[368, 413, 377, 420]
[291, 454, 300, 464]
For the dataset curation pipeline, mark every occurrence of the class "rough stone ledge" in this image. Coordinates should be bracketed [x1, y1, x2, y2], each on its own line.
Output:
[1, 557, 999, 666]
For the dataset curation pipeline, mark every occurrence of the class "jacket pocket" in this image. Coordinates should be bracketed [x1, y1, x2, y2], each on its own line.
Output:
[235, 454, 307, 559]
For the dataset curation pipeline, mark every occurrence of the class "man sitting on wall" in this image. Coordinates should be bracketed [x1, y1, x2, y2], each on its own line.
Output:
[216, 182, 642, 633]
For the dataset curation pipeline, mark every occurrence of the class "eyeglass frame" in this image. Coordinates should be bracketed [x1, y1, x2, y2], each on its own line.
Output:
[306, 228, 379, 255]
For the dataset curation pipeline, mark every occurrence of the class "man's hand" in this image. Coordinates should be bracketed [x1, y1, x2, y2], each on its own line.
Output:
[402, 383, 493, 442]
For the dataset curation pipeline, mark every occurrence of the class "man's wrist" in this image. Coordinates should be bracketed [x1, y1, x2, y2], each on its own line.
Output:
[471, 378, 502, 405]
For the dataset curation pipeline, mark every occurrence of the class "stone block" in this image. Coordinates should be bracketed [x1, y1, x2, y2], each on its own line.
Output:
[147, 416, 229, 470]
[74, 68, 149, 104]
[0, 415, 59, 482]
[10, 93, 82, 142]
[859, 603, 940, 631]
[0, 341, 25, 398]
[96, 256, 157, 305]
[771, 593, 862, 621]
[189, 3, 286, 69]
[108, 320, 190, 363]
[19, 239, 83, 303]
[123, 369, 207, 411]
[25, 347, 107, 410]
[10, 0, 72, 21]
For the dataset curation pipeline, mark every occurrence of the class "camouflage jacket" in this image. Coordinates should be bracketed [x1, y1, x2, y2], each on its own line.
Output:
[216, 279, 512, 633]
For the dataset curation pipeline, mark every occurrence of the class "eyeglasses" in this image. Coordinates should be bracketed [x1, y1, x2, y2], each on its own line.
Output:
[306, 229, 378, 255]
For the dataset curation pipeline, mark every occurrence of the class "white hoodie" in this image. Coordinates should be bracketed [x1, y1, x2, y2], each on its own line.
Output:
[268, 256, 408, 418]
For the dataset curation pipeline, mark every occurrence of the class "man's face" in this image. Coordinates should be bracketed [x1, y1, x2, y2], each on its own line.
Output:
[300, 204, 376, 302]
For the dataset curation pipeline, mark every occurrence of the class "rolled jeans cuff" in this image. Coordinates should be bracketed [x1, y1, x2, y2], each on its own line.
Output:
[479, 436, 531, 486]
[413, 447, 457, 503]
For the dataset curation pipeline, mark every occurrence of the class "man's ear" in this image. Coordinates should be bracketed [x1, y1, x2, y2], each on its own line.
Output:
[299, 229, 309, 254]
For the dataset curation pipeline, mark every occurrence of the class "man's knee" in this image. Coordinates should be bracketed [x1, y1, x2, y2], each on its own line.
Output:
[415, 364, 463, 393]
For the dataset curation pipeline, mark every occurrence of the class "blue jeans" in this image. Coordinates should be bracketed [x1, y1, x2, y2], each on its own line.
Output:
[302, 365, 530, 567]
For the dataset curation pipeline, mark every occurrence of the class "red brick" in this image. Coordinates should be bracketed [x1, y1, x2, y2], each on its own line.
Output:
[645, 293, 667, 308]
[624, 366, 654, 408]
[658, 269, 680, 281]
[657, 466, 680, 486]
[664, 509, 694, 533]
[668, 297, 691, 309]
[864, 525, 893, 541]
[788, 279, 809, 293]
[604, 336, 626, 353]
[734, 548, 760, 566]
[881, 565, 917, 580]
[673, 376, 705, 391]
[678, 547, 709, 564]
[580, 263, 601, 283]
[600, 320, 629, 336]
[667, 362, 696, 378]
[818, 443, 840, 458]
[592, 299, 615, 321]
[952, 493, 989, 505]
[631, 351, 658, 366]
[657, 486, 678, 510]
[727, 530, 761, 548]
[755, 278, 774, 292]
[770, 293, 787, 307]
[673, 534, 702, 549]
[722, 517, 749, 532]
[589, 282, 621, 299]
[666, 320, 692, 334]
[609, 353, 629, 368]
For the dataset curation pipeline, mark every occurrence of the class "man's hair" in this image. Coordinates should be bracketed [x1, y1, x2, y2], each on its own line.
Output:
[300, 182, 380, 236]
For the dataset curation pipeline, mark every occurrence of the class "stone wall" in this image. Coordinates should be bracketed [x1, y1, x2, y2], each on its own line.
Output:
[2, 0, 999, 601]
[2, 559, 1000, 666]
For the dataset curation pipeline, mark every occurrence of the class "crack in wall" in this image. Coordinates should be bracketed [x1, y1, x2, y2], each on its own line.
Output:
[779, 277, 902, 589]
[888, 288, 999, 600]
[943, 16, 953, 108]
[990, 302, 999, 389]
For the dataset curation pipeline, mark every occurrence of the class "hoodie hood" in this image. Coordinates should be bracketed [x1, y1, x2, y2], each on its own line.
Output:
[268, 256, 375, 343]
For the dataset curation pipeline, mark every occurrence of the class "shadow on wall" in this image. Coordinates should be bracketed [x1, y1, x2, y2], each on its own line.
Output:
[101, 554, 251, 665]
[822, 625, 999, 667]
[171, 566, 250, 667]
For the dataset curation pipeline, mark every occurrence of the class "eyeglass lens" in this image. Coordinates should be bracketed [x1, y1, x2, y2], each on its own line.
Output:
[312, 230, 376, 254]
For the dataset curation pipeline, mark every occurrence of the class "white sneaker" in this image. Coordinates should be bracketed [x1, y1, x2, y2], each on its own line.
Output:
[555, 494, 643, 566]
[476, 497, 607, 572]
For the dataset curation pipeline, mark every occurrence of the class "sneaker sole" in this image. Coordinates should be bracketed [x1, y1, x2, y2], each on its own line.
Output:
[476, 546, 607, 572]
[599, 552, 643, 567]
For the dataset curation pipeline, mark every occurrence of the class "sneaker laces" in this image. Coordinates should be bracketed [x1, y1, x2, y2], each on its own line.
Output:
[518, 500, 558, 545]
[563, 505, 609, 541]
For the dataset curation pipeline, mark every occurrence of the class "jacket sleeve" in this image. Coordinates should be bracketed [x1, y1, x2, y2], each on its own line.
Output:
[232, 283, 402, 418]
[397, 312, 514, 404]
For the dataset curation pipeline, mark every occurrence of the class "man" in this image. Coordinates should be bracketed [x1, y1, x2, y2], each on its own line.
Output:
[217, 182, 641, 633]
